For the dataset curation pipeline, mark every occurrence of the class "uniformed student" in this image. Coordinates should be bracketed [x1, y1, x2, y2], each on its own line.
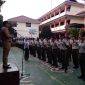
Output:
[29, 38, 33, 55]
[41, 40, 46, 61]
[24, 38, 29, 61]
[71, 37, 79, 69]
[78, 32, 85, 81]
[64, 37, 71, 66]
[51, 39, 58, 68]
[36, 39, 42, 60]
[1, 21, 12, 69]
[32, 39, 36, 57]
[59, 37, 69, 73]
[46, 40, 52, 65]
[56, 38, 61, 63]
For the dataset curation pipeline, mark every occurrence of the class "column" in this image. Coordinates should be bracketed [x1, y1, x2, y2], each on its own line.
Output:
[64, 17, 67, 26]
[64, 17, 67, 37]
[59, 8, 61, 15]
[54, 22, 56, 31]
[59, 20, 60, 30]
[50, 14, 51, 18]
[65, 4, 67, 13]
[46, 16, 48, 20]
[54, 11, 56, 16]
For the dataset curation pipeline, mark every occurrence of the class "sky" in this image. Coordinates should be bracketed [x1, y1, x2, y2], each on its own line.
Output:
[1, 0, 84, 20]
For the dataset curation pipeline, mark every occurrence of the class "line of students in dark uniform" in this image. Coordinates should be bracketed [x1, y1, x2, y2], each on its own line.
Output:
[16, 32, 85, 81]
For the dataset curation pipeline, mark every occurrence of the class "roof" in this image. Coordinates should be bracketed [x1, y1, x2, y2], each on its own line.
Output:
[77, 11, 85, 17]
[8, 15, 41, 24]
[77, 11, 85, 15]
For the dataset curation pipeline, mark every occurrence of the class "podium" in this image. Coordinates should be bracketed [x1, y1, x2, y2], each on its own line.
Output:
[0, 63, 20, 85]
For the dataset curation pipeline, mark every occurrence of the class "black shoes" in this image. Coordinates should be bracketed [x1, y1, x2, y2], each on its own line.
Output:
[3, 64, 11, 69]
[78, 76, 85, 81]
[78, 76, 83, 79]
[73, 66, 79, 69]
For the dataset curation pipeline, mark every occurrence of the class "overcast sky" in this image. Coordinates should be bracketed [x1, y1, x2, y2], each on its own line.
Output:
[1, 0, 84, 20]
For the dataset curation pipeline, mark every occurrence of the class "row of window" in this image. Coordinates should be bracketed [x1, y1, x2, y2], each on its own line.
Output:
[13, 23, 31, 27]
[40, 6, 71, 22]
[51, 20, 70, 28]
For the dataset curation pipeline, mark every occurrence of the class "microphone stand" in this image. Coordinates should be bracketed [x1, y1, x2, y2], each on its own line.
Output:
[15, 32, 30, 80]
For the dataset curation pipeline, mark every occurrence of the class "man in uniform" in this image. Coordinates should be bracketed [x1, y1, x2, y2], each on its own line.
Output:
[78, 32, 85, 81]
[51, 39, 58, 68]
[24, 38, 29, 61]
[36, 38, 42, 60]
[59, 37, 69, 73]
[46, 39, 52, 65]
[71, 37, 79, 69]
[1, 21, 12, 69]
[41, 39, 46, 61]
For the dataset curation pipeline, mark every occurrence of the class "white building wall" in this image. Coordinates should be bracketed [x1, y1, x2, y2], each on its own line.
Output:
[70, 18, 84, 24]
[14, 22, 39, 38]
[68, 5, 84, 15]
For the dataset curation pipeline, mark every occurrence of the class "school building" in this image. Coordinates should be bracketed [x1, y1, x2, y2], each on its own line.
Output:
[8, 0, 85, 38]
[39, 0, 85, 37]
[8, 16, 40, 38]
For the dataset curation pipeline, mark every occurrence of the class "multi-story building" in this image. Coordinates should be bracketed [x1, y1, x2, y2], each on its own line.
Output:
[8, 15, 40, 38]
[7, 0, 85, 38]
[39, 0, 85, 36]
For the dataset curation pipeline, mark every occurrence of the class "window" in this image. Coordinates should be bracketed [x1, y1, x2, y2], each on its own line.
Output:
[48, 15, 50, 19]
[55, 23, 59, 27]
[51, 24, 54, 28]
[67, 20, 70, 24]
[67, 6, 71, 11]
[51, 14, 54, 17]
[13, 22, 17, 27]
[26, 23, 31, 27]
[60, 10, 64, 13]
[55, 12, 59, 16]
[60, 22, 64, 26]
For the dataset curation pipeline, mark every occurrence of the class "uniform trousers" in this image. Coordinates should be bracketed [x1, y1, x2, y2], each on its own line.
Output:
[72, 49, 79, 68]
[24, 48, 29, 61]
[46, 47, 52, 65]
[52, 49, 58, 67]
[37, 47, 42, 60]
[41, 47, 46, 61]
[79, 53, 85, 79]
[32, 45, 36, 57]
[61, 49, 69, 71]
[3, 41, 11, 66]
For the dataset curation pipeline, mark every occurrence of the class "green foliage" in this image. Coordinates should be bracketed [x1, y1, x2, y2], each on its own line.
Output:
[79, 29, 85, 33]
[0, 15, 3, 29]
[67, 28, 80, 38]
[40, 25, 53, 38]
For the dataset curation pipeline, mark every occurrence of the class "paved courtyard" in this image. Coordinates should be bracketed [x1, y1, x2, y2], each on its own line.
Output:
[0, 47, 85, 85]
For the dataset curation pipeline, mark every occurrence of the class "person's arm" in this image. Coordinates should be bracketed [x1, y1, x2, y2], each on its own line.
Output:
[3, 27, 12, 39]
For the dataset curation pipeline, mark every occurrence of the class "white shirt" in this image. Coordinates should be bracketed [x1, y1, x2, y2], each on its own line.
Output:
[79, 40, 85, 53]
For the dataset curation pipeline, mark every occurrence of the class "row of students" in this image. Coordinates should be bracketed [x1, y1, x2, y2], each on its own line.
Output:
[15, 32, 85, 81]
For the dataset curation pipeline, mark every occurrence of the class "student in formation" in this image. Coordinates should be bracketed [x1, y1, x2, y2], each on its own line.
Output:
[78, 32, 85, 81]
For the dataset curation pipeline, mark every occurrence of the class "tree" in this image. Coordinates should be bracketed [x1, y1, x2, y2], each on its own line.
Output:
[0, 0, 5, 6]
[40, 25, 53, 38]
[67, 27, 80, 38]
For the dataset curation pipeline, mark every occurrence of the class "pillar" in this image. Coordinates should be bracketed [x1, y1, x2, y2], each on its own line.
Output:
[65, 4, 67, 13]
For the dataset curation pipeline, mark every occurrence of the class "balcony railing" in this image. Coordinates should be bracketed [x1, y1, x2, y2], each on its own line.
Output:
[51, 25, 65, 32]
[40, 12, 66, 25]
